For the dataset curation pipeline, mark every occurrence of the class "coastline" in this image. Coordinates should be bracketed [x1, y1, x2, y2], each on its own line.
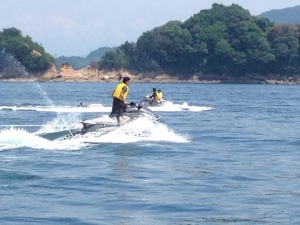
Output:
[1, 64, 300, 84]
[2, 78, 300, 85]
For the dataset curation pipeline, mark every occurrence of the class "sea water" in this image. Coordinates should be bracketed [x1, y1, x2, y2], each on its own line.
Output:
[0, 82, 299, 224]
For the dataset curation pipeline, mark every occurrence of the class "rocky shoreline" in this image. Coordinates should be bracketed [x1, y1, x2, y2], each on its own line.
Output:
[1, 63, 300, 84]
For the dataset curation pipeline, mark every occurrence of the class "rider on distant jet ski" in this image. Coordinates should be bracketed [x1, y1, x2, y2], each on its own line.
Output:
[142, 88, 164, 106]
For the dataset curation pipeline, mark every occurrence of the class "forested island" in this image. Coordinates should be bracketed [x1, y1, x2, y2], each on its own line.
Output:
[1, 3, 300, 83]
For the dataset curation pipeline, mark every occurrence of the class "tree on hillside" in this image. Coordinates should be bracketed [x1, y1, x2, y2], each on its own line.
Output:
[0, 27, 54, 76]
[267, 24, 300, 74]
[98, 3, 300, 78]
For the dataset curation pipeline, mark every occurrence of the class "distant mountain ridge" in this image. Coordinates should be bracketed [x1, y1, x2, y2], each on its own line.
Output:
[259, 5, 300, 24]
[54, 46, 113, 70]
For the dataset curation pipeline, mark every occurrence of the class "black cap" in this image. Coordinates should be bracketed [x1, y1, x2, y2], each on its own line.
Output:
[158, 89, 161, 91]
[153, 88, 156, 91]
[123, 77, 130, 83]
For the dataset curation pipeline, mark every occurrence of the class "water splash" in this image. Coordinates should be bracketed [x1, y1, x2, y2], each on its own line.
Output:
[149, 101, 213, 112]
[82, 117, 190, 144]
[0, 103, 212, 113]
[0, 127, 86, 151]
[0, 47, 73, 136]
[0, 117, 189, 150]
[35, 113, 82, 135]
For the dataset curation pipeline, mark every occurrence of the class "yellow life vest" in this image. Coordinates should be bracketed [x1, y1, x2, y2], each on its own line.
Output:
[113, 83, 129, 101]
[155, 92, 163, 100]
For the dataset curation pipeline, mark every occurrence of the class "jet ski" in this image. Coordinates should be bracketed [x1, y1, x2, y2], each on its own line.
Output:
[80, 102, 160, 134]
[140, 95, 165, 107]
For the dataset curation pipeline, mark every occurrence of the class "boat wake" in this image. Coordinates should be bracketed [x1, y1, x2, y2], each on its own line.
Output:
[0, 104, 110, 113]
[0, 102, 212, 113]
[0, 100, 211, 151]
[0, 117, 189, 151]
[148, 101, 213, 112]
[81, 117, 189, 144]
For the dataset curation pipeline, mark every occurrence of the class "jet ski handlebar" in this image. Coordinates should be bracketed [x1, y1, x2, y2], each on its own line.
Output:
[127, 102, 142, 109]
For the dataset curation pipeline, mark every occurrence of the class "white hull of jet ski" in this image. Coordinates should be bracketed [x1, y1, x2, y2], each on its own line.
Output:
[80, 116, 130, 134]
[80, 102, 160, 134]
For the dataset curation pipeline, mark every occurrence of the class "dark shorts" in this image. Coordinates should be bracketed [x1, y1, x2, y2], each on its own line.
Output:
[110, 98, 126, 117]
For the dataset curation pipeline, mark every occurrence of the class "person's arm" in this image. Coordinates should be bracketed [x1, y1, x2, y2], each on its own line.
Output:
[119, 86, 128, 103]
[150, 93, 156, 98]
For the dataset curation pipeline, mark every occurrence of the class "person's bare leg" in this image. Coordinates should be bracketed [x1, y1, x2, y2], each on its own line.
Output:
[117, 116, 123, 126]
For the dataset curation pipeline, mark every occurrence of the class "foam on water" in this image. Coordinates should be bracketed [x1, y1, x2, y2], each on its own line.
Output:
[0, 102, 212, 113]
[0, 105, 111, 113]
[148, 101, 213, 112]
[35, 113, 82, 134]
[0, 127, 87, 151]
[82, 117, 189, 144]
[0, 117, 189, 151]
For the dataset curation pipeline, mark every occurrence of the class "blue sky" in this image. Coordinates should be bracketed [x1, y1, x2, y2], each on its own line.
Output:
[0, 0, 299, 57]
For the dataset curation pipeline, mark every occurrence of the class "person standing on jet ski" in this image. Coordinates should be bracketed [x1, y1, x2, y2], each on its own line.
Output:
[110, 76, 130, 126]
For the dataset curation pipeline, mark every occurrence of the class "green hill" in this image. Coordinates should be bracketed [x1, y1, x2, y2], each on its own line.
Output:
[2, 3, 300, 81]
[98, 3, 300, 78]
[0, 28, 54, 78]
